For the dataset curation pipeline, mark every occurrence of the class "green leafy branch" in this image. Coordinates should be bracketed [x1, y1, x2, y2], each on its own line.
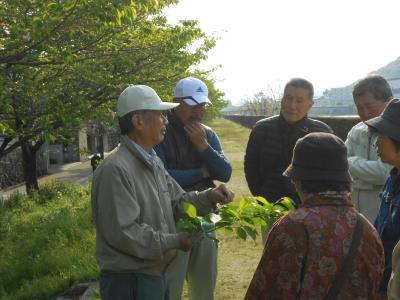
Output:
[176, 196, 296, 242]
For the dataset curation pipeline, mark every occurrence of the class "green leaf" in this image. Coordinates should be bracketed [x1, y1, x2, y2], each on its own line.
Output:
[181, 202, 197, 218]
[201, 220, 215, 234]
[238, 198, 247, 210]
[255, 217, 267, 227]
[235, 227, 247, 240]
[254, 196, 270, 206]
[130, 6, 137, 19]
[224, 226, 233, 234]
[243, 226, 258, 241]
[216, 220, 233, 228]
[43, 132, 57, 143]
[0, 123, 10, 134]
[176, 196, 295, 242]
[176, 219, 198, 233]
[275, 197, 296, 210]
[241, 218, 255, 227]
[2, 103, 14, 114]
[220, 206, 240, 219]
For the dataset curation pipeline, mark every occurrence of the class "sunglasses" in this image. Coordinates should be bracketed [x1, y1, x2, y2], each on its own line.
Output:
[176, 96, 207, 106]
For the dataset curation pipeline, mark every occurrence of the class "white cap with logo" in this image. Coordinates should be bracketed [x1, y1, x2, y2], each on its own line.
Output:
[117, 85, 179, 117]
[174, 77, 212, 106]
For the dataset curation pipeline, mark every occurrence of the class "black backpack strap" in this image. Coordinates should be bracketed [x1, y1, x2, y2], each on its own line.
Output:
[324, 213, 364, 300]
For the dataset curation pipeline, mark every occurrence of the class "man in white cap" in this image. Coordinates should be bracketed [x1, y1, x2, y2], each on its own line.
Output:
[91, 85, 234, 300]
[155, 77, 232, 300]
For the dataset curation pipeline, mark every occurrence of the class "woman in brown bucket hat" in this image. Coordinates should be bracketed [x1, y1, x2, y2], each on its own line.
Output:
[245, 132, 384, 299]
[365, 99, 400, 299]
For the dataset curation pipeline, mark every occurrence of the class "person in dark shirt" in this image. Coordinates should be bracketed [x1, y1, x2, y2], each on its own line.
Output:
[244, 78, 332, 206]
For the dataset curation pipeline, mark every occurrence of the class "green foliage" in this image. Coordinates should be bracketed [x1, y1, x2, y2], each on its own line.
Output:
[0, 1, 218, 152]
[0, 0, 225, 192]
[176, 196, 296, 242]
[0, 182, 97, 300]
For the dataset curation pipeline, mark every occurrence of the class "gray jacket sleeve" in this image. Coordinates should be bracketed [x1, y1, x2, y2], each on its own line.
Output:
[345, 124, 391, 186]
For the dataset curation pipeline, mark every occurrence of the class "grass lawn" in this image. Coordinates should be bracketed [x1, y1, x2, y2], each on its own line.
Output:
[199, 118, 263, 300]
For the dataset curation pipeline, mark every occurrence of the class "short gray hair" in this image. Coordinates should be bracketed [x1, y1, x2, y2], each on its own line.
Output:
[284, 78, 314, 99]
[118, 110, 153, 135]
[353, 75, 393, 102]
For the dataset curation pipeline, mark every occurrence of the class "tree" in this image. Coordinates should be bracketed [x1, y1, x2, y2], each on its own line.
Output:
[322, 88, 330, 99]
[0, 0, 221, 193]
[240, 92, 265, 116]
[239, 82, 282, 116]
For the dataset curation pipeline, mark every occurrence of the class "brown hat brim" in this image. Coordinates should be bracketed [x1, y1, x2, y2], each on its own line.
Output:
[283, 163, 353, 183]
[365, 116, 400, 142]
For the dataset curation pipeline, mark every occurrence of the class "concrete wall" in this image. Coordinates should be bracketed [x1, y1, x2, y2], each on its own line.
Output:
[223, 115, 360, 141]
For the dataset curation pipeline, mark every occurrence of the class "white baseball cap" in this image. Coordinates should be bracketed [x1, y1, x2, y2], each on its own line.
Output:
[117, 85, 179, 117]
[174, 77, 212, 106]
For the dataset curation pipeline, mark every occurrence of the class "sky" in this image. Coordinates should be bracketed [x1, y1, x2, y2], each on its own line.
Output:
[163, 0, 400, 104]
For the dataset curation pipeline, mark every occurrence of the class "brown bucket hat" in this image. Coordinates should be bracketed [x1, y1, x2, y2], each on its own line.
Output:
[365, 98, 400, 142]
[283, 132, 352, 183]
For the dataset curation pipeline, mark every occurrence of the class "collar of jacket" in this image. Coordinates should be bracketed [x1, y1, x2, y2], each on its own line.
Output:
[300, 193, 354, 208]
[278, 113, 311, 134]
[120, 134, 155, 170]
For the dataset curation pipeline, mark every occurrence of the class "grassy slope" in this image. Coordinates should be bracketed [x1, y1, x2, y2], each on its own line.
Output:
[0, 182, 98, 300]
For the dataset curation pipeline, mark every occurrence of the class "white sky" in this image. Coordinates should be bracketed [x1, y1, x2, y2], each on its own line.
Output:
[163, 0, 400, 104]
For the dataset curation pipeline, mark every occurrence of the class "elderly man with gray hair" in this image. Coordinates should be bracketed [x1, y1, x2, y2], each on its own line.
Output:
[345, 75, 392, 222]
[91, 85, 234, 300]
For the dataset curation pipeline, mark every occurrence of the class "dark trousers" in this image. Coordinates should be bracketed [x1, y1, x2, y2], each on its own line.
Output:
[100, 270, 169, 300]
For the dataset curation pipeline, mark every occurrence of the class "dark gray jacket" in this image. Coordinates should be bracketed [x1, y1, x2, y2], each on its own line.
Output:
[244, 114, 332, 204]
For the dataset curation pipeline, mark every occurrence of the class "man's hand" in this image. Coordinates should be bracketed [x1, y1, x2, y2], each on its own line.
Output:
[209, 184, 234, 204]
[184, 121, 208, 152]
[177, 232, 192, 252]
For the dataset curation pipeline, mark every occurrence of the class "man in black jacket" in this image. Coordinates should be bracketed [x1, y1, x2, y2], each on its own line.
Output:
[244, 78, 332, 206]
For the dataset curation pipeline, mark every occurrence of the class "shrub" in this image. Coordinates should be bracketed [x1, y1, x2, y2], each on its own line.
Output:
[0, 182, 98, 300]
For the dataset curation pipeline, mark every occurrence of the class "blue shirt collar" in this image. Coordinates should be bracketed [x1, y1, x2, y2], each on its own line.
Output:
[131, 140, 157, 165]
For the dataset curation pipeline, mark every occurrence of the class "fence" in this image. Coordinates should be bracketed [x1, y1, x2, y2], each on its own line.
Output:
[222, 115, 360, 141]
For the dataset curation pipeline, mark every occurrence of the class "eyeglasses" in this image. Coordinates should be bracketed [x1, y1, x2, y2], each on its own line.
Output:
[179, 96, 201, 105]
[160, 110, 169, 118]
[177, 96, 207, 106]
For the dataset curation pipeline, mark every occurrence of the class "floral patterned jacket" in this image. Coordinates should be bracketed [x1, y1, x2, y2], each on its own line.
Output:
[245, 194, 384, 300]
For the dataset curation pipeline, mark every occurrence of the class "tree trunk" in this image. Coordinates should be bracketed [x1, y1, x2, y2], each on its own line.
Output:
[20, 140, 39, 194]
